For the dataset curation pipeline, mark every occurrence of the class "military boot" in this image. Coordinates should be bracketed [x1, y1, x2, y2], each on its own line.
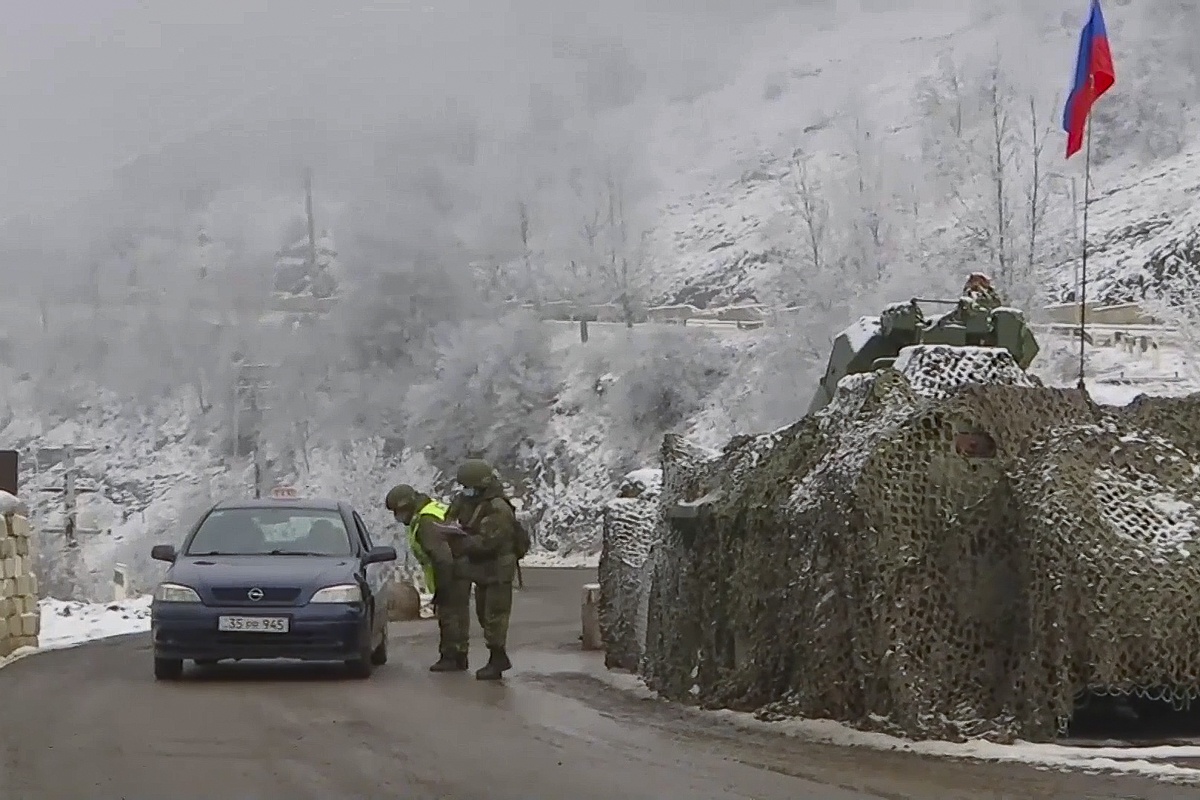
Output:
[475, 647, 511, 681]
[430, 653, 468, 672]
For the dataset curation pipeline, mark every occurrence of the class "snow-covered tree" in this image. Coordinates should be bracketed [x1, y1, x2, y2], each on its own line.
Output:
[402, 311, 563, 471]
[603, 327, 735, 454]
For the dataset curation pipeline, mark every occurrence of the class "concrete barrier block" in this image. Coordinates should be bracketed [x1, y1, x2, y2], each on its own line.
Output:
[581, 583, 602, 651]
[11, 635, 36, 651]
[8, 515, 30, 538]
[112, 563, 131, 602]
[2, 556, 23, 579]
[0, 514, 40, 655]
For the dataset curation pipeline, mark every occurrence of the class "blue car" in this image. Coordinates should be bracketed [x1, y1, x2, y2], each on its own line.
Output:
[149, 495, 397, 681]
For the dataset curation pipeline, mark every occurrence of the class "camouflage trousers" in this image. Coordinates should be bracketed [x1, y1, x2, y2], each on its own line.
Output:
[436, 577, 472, 658]
[473, 581, 513, 650]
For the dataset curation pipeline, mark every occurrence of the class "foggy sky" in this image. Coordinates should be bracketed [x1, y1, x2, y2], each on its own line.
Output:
[2, 0, 797, 228]
[2, 0, 1187, 271]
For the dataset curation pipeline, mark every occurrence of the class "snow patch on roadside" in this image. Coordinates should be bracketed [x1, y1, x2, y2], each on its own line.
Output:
[0, 595, 154, 671]
[592, 671, 1200, 783]
[521, 552, 600, 568]
[38, 596, 153, 650]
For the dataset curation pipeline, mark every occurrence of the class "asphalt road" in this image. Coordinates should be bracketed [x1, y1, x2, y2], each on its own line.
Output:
[0, 567, 1191, 799]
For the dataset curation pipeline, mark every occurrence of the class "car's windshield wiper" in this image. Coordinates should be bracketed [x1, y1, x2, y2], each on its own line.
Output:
[188, 550, 335, 556]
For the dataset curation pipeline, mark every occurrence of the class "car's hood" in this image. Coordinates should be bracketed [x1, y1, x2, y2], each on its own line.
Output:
[168, 555, 355, 587]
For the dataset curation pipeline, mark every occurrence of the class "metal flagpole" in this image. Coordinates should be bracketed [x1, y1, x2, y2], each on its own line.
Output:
[1077, 85, 1093, 391]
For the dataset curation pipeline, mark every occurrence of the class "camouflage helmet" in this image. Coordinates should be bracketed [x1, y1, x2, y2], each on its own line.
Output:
[384, 484, 418, 512]
[455, 459, 495, 489]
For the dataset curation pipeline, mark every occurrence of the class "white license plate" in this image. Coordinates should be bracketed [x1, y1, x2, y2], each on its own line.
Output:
[217, 616, 290, 633]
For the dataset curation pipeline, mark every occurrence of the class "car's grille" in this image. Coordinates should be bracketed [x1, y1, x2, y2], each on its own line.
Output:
[156, 629, 350, 652]
[209, 587, 303, 606]
[211, 631, 346, 649]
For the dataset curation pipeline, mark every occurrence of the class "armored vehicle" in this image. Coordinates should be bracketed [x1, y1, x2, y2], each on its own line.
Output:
[806, 273, 1039, 414]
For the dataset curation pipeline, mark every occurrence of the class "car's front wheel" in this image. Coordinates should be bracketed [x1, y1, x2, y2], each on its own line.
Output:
[154, 657, 184, 681]
[345, 617, 377, 679]
[370, 626, 389, 666]
[345, 651, 374, 679]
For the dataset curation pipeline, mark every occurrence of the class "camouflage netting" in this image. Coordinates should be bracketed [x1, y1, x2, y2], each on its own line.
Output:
[635, 344, 1200, 742]
[598, 470, 662, 670]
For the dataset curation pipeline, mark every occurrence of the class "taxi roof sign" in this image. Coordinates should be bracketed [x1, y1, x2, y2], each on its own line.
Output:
[270, 485, 299, 499]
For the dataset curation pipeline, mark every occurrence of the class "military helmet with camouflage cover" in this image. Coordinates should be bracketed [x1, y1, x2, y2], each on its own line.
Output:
[384, 483, 418, 512]
[455, 459, 495, 489]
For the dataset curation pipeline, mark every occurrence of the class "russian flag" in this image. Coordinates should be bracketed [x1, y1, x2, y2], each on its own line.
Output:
[1063, 0, 1116, 159]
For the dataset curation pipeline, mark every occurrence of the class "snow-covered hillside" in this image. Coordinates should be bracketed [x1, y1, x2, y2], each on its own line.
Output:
[6, 1, 1200, 602]
[634, 2, 1200, 319]
[5, 308, 1192, 604]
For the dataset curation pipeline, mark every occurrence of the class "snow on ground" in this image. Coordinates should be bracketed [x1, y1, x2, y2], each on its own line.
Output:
[0, 595, 153, 671]
[1031, 333, 1200, 406]
[594, 670, 1200, 784]
[37, 595, 152, 650]
[522, 552, 600, 568]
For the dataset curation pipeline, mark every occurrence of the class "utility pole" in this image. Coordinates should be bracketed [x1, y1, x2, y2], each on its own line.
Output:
[304, 167, 319, 283]
[232, 362, 273, 497]
[36, 445, 99, 546]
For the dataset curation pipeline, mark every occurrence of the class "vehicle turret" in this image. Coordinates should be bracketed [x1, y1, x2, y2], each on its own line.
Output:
[806, 273, 1039, 414]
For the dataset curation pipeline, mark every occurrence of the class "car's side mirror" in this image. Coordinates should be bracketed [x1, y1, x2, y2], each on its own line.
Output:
[364, 545, 397, 565]
[150, 544, 177, 563]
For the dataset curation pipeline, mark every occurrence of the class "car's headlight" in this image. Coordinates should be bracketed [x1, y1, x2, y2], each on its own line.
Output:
[309, 584, 362, 604]
[154, 583, 201, 603]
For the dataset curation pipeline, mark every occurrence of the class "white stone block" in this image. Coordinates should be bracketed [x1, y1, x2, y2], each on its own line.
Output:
[8, 515, 30, 538]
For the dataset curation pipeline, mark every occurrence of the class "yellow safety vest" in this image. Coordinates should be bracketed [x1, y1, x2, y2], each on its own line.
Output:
[407, 499, 448, 592]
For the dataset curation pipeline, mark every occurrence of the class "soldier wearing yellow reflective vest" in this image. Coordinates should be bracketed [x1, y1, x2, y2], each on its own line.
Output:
[385, 484, 472, 671]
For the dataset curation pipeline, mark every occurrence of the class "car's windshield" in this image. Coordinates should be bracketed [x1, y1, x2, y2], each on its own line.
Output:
[186, 507, 352, 556]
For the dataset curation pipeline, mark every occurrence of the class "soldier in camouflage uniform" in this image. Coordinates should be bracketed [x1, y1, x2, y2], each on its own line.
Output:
[385, 484, 472, 672]
[449, 459, 520, 680]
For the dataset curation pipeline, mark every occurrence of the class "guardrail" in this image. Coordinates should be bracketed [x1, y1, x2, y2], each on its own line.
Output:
[1031, 322, 1180, 349]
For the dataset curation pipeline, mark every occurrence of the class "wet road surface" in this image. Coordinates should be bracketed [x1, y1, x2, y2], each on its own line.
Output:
[0, 567, 1191, 799]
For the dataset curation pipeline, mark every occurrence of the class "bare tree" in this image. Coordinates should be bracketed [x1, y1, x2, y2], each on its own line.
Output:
[516, 199, 539, 308]
[984, 60, 1015, 285]
[786, 151, 831, 277]
[1023, 93, 1058, 298]
[566, 166, 648, 327]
